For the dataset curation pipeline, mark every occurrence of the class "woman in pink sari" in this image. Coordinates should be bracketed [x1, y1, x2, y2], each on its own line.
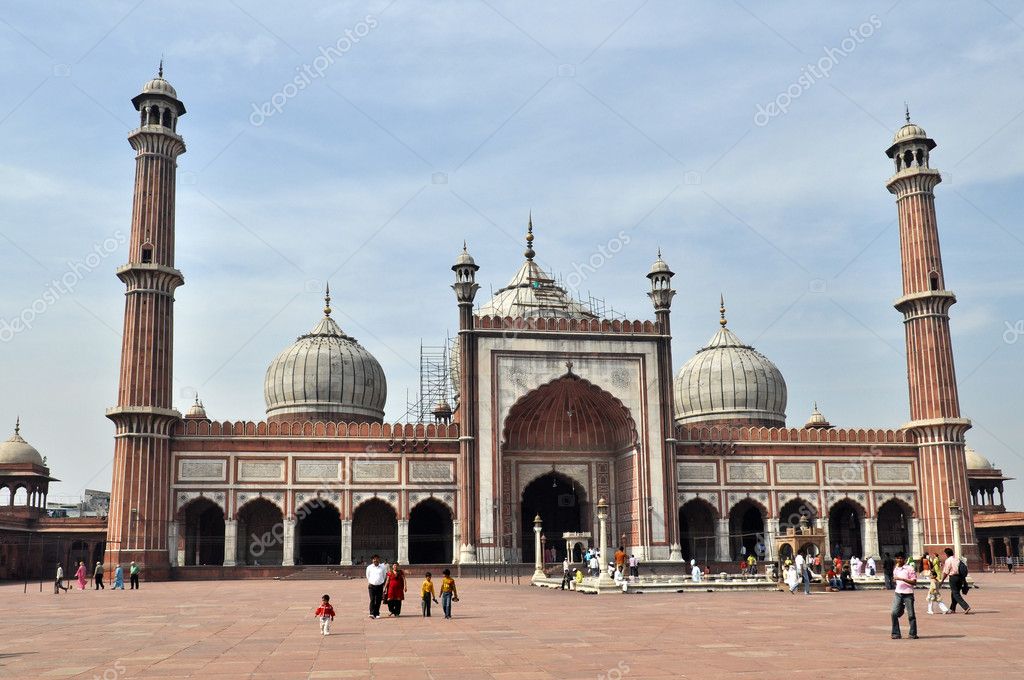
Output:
[75, 561, 87, 590]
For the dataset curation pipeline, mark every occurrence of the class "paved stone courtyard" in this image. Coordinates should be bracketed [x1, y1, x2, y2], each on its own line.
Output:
[1, 573, 1022, 679]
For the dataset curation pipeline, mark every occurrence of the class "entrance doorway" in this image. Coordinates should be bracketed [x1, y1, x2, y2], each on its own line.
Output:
[296, 501, 341, 565]
[678, 499, 717, 562]
[876, 500, 910, 557]
[180, 498, 225, 566]
[828, 500, 864, 559]
[237, 498, 284, 565]
[409, 499, 453, 564]
[521, 472, 585, 563]
[352, 499, 397, 564]
[729, 500, 765, 561]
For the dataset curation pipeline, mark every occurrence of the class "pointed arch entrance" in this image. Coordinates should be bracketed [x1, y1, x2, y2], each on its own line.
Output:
[179, 498, 225, 566]
[502, 371, 638, 562]
[877, 499, 911, 557]
[409, 498, 453, 564]
[352, 498, 397, 564]
[829, 499, 864, 559]
[296, 500, 341, 565]
[679, 499, 717, 562]
[729, 499, 766, 560]
[237, 498, 284, 566]
[521, 472, 587, 563]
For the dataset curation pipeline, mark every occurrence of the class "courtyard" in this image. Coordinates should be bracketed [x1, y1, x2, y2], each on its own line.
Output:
[1, 572, 1022, 679]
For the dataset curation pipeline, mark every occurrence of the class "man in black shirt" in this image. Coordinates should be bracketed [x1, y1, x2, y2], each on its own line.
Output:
[882, 552, 895, 590]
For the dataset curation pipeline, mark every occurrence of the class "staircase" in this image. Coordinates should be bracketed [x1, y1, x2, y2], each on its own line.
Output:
[279, 566, 353, 580]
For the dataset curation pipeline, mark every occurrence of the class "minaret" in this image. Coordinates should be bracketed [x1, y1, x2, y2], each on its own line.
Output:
[452, 240, 480, 563]
[886, 109, 974, 556]
[647, 250, 682, 561]
[105, 65, 187, 577]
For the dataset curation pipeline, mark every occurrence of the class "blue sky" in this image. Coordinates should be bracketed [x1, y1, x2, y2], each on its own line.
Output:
[0, 1, 1021, 503]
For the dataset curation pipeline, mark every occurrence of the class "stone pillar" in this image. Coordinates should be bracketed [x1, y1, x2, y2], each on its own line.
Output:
[765, 519, 779, 561]
[452, 519, 461, 564]
[716, 518, 730, 562]
[532, 515, 545, 583]
[397, 519, 409, 565]
[1004, 537, 1013, 565]
[910, 517, 924, 558]
[167, 521, 178, 568]
[223, 520, 237, 567]
[596, 499, 615, 588]
[949, 501, 963, 559]
[282, 519, 296, 566]
[340, 520, 353, 566]
[861, 516, 878, 559]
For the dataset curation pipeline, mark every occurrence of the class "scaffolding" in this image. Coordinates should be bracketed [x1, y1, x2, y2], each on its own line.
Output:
[402, 339, 452, 424]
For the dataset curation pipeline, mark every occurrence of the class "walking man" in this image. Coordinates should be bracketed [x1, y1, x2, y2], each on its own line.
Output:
[53, 563, 69, 594]
[365, 554, 388, 619]
[560, 557, 571, 590]
[890, 552, 918, 639]
[93, 561, 104, 590]
[940, 547, 972, 614]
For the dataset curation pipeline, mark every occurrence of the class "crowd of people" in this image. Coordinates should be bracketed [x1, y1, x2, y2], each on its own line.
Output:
[53, 560, 139, 594]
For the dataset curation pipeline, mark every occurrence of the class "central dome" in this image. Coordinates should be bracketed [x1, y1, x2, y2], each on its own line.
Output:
[0, 420, 44, 466]
[674, 302, 787, 427]
[264, 293, 386, 423]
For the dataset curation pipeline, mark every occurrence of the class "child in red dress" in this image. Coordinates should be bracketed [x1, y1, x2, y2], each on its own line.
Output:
[314, 594, 336, 636]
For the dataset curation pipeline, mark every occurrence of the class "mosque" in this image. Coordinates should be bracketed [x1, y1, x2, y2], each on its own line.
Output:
[4, 68, 1020, 580]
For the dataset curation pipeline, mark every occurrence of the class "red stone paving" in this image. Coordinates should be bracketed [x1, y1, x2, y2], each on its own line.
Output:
[1, 573, 1022, 679]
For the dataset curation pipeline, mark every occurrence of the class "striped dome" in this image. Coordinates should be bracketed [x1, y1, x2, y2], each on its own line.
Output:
[264, 304, 386, 423]
[674, 324, 787, 426]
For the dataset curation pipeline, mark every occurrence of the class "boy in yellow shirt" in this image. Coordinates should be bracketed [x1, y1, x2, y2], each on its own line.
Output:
[439, 568, 459, 619]
[421, 572, 439, 617]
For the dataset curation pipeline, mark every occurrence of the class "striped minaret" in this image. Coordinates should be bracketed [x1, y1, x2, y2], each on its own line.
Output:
[105, 64, 186, 578]
[886, 109, 975, 557]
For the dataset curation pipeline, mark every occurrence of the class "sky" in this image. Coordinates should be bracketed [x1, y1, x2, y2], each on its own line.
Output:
[0, 1, 1021, 504]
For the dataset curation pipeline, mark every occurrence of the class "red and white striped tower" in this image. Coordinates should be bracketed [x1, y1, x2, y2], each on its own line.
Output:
[886, 109, 975, 558]
[105, 64, 186, 578]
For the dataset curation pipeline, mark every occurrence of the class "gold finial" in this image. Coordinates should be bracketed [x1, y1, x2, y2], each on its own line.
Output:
[462, 240, 467, 252]
[158, 57, 164, 79]
[657, 246, 662, 259]
[525, 211, 535, 260]
[14, 415, 19, 436]
[719, 293, 727, 327]
[904, 102, 910, 124]
[323, 282, 332, 317]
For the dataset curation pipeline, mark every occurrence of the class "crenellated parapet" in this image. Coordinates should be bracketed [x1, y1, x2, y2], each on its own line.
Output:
[473, 315, 662, 335]
[676, 424, 915, 445]
[175, 419, 459, 440]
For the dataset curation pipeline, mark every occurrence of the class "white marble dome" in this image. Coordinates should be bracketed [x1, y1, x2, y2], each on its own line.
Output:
[674, 317, 787, 426]
[965, 446, 993, 471]
[0, 421, 44, 466]
[264, 301, 386, 423]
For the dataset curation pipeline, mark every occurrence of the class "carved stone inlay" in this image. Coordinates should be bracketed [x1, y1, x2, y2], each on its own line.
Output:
[776, 462, 815, 483]
[677, 491, 720, 514]
[353, 491, 399, 512]
[409, 491, 455, 512]
[875, 492, 916, 512]
[353, 461, 399, 482]
[727, 492, 769, 512]
[296, 461, 340, 482]
[236, 491, 285, 514]
[239, 461, 285, 481]
[874, 463, 912, 483]
[727, 462, 767, 483]
[409, 461, 454, 482]
[825, 463, 865, 484]
[178, 460, 226, 481]
[176, 490, 226, 512]
[677, 462, 717, 483]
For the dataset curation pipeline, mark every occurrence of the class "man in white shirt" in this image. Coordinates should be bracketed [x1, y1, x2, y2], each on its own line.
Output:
[795, 552, 810, 595]
[939, 547, 972, 614]
[365, 554, 389, 619]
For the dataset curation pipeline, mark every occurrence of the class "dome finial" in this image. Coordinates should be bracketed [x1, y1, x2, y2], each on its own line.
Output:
[323, 282, 332, 317]
[525, 211, 535, 260]
[719, 293, 727, 327]
[904, 101, 910, 124]
[158, 57, 164, 79]
[14, 415, 19, 436]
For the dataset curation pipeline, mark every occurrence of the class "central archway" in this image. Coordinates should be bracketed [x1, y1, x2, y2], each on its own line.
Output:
[729, 499, 765, 561]
[409, 499, 453, 564]
[877, 499, 910, 557]
[521, 472, 586, 563]
[829, 500, 864, 559]
[352, 498, 397, 565]
[296, 501, 341, 565]
[237, 498, 284, 566]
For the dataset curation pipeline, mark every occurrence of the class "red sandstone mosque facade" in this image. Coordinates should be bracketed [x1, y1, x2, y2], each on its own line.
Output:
[78, 71, 1019, 578]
